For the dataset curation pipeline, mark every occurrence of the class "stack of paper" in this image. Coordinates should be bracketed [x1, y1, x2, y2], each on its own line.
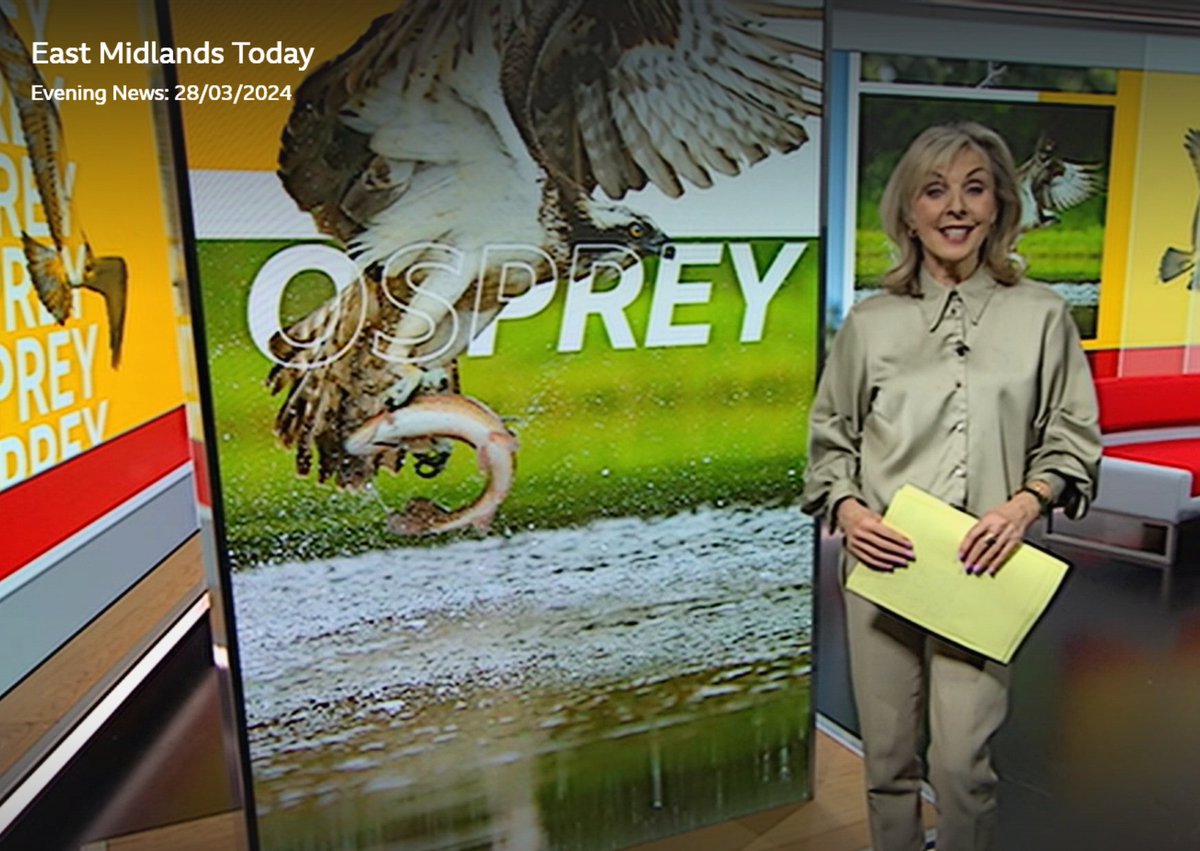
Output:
[845, 485, 1069, 664]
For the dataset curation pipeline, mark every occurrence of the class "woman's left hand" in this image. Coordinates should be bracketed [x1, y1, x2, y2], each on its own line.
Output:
[958, 493, 1042, 576]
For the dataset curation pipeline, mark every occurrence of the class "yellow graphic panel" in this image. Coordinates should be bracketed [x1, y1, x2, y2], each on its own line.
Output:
[1123, 71, 1200, 351]
[1091, 71, 1140, 350]
[0, 3, 185, 489]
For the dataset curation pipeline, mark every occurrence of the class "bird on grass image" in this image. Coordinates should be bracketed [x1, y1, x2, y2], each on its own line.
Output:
[1159, 129, 1200, 291]
[1016, 133, 1103, 235]
[0, 11, 128, 367]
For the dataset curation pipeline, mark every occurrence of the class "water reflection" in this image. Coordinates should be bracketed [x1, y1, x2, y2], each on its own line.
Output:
[236, 507, 813, 850]
[256, 659, 809, 850]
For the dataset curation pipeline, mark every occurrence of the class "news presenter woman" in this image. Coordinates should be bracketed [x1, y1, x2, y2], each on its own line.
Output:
[802, 123, 1100, 851]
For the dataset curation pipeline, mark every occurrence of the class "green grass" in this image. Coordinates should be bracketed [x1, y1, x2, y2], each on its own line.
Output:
[1018, 225, 1106, 281]
[197, 240, 818, 567]
[855, 196, 1107, 286]
[856, 224, 1104, 285]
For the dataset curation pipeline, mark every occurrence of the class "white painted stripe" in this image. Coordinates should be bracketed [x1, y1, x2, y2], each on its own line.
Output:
[858, 81, 1041, 102]
[190, 170, 321, 239]
[0, 462, 196, 602]
[0, 594, 210, 834]
[1103, 426, 1200, 447]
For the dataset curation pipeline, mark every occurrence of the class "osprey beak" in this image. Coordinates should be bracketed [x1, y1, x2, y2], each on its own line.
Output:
[651, 234, 672, 258]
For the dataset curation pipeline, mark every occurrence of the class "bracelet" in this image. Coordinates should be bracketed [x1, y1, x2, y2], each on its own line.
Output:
[1018, 485, 1051, 515]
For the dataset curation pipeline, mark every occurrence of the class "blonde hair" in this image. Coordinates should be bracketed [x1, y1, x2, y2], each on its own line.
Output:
[878, 122, 1023, 295]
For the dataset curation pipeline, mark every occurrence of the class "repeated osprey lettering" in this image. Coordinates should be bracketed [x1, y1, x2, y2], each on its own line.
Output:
[0, 11, 128, 368]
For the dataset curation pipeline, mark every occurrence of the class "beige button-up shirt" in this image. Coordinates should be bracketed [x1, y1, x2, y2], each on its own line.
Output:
[802, 266, 1101, 526]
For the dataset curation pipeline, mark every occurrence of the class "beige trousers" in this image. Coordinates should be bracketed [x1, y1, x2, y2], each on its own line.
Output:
[844, 587, 1011, 851]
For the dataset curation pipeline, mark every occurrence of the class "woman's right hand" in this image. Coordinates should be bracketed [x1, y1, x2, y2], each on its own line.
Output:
[836, 499, 915, 571]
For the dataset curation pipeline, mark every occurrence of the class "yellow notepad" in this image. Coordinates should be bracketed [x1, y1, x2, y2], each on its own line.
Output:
[845, 484, 1069, 664]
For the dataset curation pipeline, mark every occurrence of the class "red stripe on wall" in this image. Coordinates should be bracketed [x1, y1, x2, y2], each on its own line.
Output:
[0, 407, 191, 582]
[1087, 345, 1200, 378]
[191, 439, 211, 507]
[1086, 349, 1119, 379]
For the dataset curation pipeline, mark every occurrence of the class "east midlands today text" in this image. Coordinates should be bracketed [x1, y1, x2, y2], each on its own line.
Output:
[31, 40, 315, 71]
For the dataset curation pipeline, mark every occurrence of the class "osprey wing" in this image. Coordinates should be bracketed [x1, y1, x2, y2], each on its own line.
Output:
[277, 12, 396, 244]
[278, 1, 506, 244]
[0, 11, 71, 250]
[1043, 159, 1104, 212]
[514, 0, 822, 200]
[1185, 128, 1200, 185]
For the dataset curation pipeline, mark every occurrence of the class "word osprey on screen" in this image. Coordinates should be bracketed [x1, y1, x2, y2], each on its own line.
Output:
[266, 0, 822, 535]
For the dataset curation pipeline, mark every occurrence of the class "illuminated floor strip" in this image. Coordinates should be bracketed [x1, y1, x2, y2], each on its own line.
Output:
[816, 711, 865, 757]
[0, 594, 210, 835]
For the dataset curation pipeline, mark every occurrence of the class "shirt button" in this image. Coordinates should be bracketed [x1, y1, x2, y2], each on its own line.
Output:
[954, 466, 965, 477]
[954, 422, 965, 432]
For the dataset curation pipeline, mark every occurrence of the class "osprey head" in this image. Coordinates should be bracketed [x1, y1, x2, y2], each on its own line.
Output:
[575, 197, 669, 261]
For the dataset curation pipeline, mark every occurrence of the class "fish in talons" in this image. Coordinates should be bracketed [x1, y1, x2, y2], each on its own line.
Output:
[345, 394, 518, 536]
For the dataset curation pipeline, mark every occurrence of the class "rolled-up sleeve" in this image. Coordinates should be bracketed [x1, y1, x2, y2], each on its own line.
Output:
[802, 310, 868, 528]
[1025, 301, 1102, 519]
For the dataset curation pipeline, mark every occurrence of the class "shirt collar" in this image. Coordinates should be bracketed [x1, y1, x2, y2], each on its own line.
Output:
[916, 264, 999, 331]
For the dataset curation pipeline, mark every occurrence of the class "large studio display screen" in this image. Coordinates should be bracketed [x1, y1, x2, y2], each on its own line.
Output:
[174, 1, 823, 848]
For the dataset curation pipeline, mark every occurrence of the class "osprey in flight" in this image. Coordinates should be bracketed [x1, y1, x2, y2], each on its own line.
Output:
[0, 12, 128, 367]
[1016, 133, 1103, 234]
[268, 0, 821, 492]
[1159, 128, 1200, 290]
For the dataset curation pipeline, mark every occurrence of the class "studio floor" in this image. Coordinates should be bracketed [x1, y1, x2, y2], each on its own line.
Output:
[7, 516, 1200, 850]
